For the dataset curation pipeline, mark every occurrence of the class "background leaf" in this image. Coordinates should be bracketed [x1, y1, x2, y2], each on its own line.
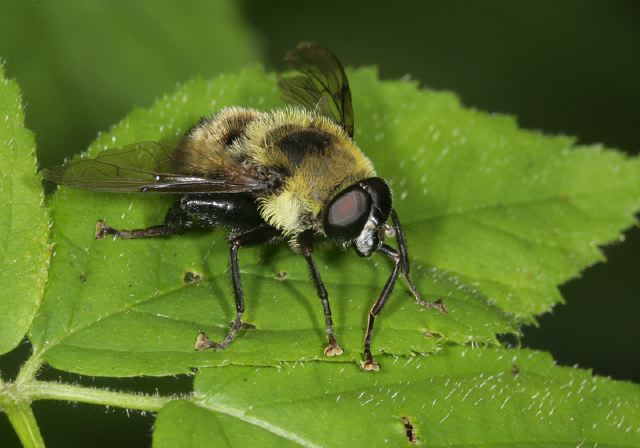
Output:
[0, 63, 50, 354]
[154, 347, 640, 447]
[0, 0, 261, 169]
[30, 67, 639, 377]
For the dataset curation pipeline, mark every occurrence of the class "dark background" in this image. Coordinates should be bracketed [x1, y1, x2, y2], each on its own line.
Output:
[1, 1, 638, 446]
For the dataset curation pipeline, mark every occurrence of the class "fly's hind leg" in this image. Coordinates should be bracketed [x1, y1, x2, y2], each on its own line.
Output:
[95, 220, 175, 239]
[95, 200, 191, 240]
[196, 225, 281, 351]
[95, 194, 265, 240]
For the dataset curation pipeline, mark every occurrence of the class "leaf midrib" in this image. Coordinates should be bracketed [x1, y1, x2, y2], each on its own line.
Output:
[192, 400, 322, 448]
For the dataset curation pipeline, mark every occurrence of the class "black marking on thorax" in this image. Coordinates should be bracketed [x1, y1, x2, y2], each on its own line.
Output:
[221, 129, 243, 146]
[276, 127, 333, 165]
[185, 111, 257, 147]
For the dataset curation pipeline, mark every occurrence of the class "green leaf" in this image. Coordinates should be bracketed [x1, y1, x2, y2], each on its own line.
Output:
[30, 67, 639, 376]
[154, 347, 640, 447]
[0, 63, 50, 354]
[354, 76, 640, 319]
[154, 401, 300, 448]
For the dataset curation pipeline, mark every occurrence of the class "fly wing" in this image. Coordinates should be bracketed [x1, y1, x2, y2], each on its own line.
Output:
[41, 141, 270, 194]
[278, 42, 355, 137]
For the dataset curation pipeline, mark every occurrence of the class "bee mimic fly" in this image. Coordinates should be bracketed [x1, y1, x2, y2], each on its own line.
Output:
[42, 43, 447, 371]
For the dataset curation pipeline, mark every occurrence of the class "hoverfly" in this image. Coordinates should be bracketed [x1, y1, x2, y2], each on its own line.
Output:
[42, 43, 447, 371]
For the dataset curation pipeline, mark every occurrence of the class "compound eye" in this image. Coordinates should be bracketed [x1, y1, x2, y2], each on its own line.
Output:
[324, 187, 372, 240]
[360, 177, 392, 222]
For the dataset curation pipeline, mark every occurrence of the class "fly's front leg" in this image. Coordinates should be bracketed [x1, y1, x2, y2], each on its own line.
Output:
[363, 233, 448, 371]
[362, 244, 401, 371]
[390, 209, 448, 314]
[297, 230, 343, 357]
[196, 225, 281, 351]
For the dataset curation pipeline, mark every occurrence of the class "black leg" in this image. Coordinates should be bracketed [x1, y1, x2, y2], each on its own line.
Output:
[196, 225, 281, 351]
[362, 243, 402, 371]
[361, 211, 449, 371]
[390, 209, 409, 272]
[390, 209, 448, 314]
[95, 199, 192, 240]
[93, 194, 279, 352]
[297, 230, 343, 357]
[95, 220, 176, 239]
[95, 194, 265, 240]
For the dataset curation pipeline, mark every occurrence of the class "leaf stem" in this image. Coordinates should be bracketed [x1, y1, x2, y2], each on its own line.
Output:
[15, 352, 44, 385]
[24, 381, 176, 412]
[4, 401, 45, 448]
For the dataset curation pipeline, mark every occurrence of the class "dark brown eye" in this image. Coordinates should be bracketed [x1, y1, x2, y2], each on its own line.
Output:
[323, 186, 372, 240]
[359, 177, 392, 223]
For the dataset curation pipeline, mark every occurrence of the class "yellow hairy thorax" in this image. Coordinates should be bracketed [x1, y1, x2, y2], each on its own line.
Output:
[250, 108, 376, 236]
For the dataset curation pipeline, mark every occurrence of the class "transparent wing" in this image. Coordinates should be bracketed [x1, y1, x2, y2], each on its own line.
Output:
[41, 141, 270, 194]
[278, 42, 355, 137]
